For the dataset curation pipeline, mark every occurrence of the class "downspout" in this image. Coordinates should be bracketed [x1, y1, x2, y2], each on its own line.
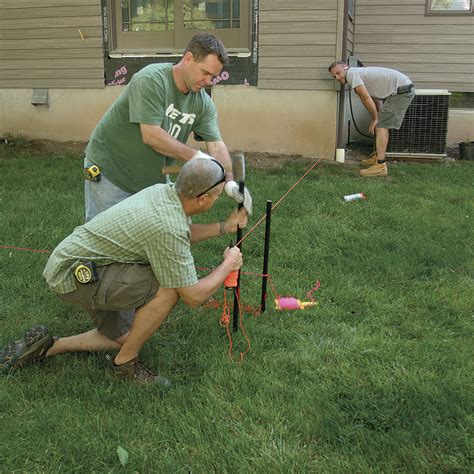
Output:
[335, 0, 349, 163]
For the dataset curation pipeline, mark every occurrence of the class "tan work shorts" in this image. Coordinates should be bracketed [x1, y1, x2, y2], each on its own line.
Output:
[378, 90, 415, 130]
[57, 263, 159, 340]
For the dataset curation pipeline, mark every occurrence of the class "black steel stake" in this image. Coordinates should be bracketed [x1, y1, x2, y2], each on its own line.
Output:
[260, 200, 273, 313]
[233, 181, 245, 331]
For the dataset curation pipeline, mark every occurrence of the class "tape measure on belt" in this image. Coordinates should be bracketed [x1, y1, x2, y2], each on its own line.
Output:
[83, 165, 101, 182]
[74, 262, 98, 284]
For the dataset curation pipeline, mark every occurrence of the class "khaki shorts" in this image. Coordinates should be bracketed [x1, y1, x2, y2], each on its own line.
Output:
[378, 90, 415, 130]
[57, 263, 159, 340]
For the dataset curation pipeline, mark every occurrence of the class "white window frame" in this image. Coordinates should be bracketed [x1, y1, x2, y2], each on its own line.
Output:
[110, 0, 250, 54]
[426, 0, 474, 15]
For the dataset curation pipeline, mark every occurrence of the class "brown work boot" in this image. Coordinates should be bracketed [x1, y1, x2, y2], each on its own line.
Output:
[0, 325, 55, 371]
[109, 357, 171, 386]
[360, 162, 388, 177]
[360, 151, 378, 166]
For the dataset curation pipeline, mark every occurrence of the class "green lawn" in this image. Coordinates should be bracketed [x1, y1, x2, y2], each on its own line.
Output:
[0, 141, 473, 472]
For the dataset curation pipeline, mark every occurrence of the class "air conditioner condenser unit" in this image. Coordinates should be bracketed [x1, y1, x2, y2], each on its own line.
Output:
[386, 89, 451, 161]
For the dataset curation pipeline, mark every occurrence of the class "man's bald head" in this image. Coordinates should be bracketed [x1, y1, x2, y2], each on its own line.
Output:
[175, 157, 226, 199]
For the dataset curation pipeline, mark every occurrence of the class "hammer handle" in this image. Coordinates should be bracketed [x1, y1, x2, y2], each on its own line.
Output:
[233, 180, 245, 331]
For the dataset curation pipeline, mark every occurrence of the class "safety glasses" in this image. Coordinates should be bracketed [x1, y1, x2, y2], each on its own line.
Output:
[196, 159, 227, 197]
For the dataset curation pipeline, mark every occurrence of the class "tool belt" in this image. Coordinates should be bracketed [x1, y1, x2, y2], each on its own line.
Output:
[83, 164, 101, 182]
[73, 262, 98, 284]
[397, 83, 414, 95]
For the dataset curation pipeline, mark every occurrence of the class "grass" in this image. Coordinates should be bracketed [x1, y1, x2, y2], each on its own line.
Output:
[0, 140, 473, 472]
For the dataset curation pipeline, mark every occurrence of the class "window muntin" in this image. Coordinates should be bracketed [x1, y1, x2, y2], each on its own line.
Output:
[121, 0, 175, 32]
[183, 1, 240, 30]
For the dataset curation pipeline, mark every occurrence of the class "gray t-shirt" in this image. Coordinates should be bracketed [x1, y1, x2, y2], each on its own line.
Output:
[346, 67, 412, 99]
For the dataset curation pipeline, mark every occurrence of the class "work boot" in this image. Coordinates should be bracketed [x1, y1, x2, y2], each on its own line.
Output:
[359, 162, 388, 177]
[360, 151, 378, 166]
[0, 325, 55, 371]
[109, 357, 171, 387]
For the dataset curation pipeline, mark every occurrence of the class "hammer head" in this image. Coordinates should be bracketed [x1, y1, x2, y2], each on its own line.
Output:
[232, 151, 245, 183]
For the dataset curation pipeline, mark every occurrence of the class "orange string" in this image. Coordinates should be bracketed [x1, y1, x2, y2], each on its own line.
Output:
[219, 288, 251, 363]
[219, 290, 233, 357]
[235, 289, 251, 362]
[0, 245, 50, 253]
[236, 152, 328, 247]
[306, 280, 321, 303]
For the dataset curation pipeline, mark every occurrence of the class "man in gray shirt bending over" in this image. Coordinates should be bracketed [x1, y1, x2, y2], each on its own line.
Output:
[329, 62, 415, 177]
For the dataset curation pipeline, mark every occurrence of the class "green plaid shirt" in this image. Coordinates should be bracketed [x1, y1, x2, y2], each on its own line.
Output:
[44, 184, 197, 294]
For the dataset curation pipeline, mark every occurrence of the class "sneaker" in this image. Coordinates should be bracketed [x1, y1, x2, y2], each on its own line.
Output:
[360, 151, 378, 166]
[0, 325, 55, 371]
[359, 162, 388, 177]
[109, 357, 171, 387]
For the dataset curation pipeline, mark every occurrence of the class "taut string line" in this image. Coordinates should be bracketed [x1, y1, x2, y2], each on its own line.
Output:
[1, 153, 327, 256]
[236, 152, 328, 247]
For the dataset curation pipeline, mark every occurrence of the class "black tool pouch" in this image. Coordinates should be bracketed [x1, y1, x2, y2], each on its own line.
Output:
[397, 84, 414, 94]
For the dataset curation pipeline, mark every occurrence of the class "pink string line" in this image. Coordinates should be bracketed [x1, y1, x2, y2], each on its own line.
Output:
[0, 245, 50, 254]
[2, 153, 327, 262]
[236, 152, 328, 246]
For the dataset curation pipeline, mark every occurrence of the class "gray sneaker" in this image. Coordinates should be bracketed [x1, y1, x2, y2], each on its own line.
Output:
[109, 357, 171, 387]
[0, 325, 55, 371]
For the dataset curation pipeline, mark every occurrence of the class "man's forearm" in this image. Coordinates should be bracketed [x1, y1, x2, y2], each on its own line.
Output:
[140, 124, 196, 162]
[206, 141, 233, 180]
[360, 95, 378, 120]
[178, 262, 231, 307]
[190, 222, 228, 243]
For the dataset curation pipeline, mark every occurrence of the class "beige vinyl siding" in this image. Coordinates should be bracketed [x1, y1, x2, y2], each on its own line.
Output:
[0, 0, 104, 89]
[259, 0, 338, 90]
[353, 0, 474, 92]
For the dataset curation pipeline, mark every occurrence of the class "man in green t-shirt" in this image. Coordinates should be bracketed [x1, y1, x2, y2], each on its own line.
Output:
[0, 157, 247, 386]
[84, 33, 251, 221]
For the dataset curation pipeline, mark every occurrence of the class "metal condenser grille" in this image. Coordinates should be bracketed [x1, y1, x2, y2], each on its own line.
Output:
[387, 93, 450, 155]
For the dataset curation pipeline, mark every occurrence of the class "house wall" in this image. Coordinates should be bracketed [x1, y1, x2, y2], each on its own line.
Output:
[258, 0, 338, 91]
[0, 0, 104, 89]
[0, 0, 338, 158]
[254, 0, 339, 156]
[213, 86, 336, 157]
[353, 0, 474, 92]
[0, 86, 336, 157]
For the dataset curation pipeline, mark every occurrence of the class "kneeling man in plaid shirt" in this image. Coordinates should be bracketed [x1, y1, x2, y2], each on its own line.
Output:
[0, 156, 248, 386]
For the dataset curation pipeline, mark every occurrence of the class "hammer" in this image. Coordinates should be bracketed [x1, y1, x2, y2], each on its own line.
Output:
[232, 151, 245, 331]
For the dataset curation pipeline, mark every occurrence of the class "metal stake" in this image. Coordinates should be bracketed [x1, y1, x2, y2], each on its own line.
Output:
[260, 200, 272, 313]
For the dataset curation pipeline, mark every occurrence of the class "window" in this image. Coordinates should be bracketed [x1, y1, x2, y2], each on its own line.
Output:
[427, 0, 473, 14]
[112, 0, 250, 53]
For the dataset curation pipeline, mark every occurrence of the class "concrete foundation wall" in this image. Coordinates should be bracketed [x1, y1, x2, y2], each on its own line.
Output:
[1, 87, 470, 153]
[213, 86, 335, 157]
[0, 87, 336, 158]
[0, 88, 122, 142]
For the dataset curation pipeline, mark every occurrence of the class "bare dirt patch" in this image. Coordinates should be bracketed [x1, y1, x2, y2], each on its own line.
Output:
[1, 138, 87, 156]
[1, 137, 459, 164]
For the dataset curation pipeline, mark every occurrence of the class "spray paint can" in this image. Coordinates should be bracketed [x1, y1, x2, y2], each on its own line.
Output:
[343, 192, 366, 202]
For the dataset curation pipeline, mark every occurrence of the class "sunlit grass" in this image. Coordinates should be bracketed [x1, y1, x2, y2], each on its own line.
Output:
[0, 141, 472, 471]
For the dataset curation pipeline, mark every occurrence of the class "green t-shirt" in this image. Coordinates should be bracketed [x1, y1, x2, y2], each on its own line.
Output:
[85, 63, 222, 193]
[43, 184, 198, 294]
